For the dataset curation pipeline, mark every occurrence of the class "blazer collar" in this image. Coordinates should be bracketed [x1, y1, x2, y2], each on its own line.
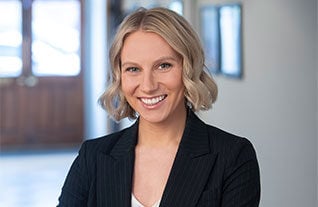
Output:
[160, 111, 217, 206]
[108, 121, 138, 159]
[95, 122, 138, 207]
[108, 110, 211, 157]
[97, 111, 217, 207]
[176, 110, 211, 157]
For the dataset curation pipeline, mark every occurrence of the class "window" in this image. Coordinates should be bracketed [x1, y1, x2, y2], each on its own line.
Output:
[121, 0, 182, 15]
[200, 4, 242, 78]
[0, 0, 81, 78]
[0, 0, 22, 77]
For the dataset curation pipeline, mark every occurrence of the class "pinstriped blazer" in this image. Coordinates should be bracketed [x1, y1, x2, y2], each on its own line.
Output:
[58, 111, 260, 207]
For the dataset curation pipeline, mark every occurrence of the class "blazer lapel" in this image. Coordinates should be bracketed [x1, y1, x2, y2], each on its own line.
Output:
[93, 111, 217, 207]
[160, 112, 218, 207]
[96, 122, 138, 207]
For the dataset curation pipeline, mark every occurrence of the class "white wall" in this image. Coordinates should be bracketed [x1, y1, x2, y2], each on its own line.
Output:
[316, 0, 318, 204]
[190, 0, 317, 206]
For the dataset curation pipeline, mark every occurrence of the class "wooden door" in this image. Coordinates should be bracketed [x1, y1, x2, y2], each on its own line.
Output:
[0, 0, 84, 150]
[0, 76, 83, 149]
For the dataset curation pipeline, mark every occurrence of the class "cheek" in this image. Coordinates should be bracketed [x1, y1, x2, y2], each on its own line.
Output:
[166, 71, 184, 92]
[169, 80, 184, 92]
[121, 75, 137, 95]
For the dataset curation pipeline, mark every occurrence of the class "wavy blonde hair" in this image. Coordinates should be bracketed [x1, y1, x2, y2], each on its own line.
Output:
[99, 7, 218, 121]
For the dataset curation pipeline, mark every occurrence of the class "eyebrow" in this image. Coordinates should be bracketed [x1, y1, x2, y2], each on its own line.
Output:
[156, 56, 180, 63]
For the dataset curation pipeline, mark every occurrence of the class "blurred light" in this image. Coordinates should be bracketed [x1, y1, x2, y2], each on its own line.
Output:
[169, 1, 183, 15]
[0, 56, 22, 77]
[0, 31, 22, 47]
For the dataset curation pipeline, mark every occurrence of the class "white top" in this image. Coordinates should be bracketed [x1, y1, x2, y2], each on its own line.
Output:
[131, 194, 161, 207]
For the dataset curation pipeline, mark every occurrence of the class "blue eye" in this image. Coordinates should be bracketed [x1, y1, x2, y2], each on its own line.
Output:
[126, 67, 139, 72]
[159, 63, 172, 70]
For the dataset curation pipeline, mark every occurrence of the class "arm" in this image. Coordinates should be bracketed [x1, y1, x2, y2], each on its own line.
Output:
[221, 139, 261, 207]
[58, 142, 90, 207]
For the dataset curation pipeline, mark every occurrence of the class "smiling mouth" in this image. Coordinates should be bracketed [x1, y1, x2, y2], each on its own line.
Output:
[140, 95, 167, 106]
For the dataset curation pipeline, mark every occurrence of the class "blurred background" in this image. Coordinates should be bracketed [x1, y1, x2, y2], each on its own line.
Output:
[0, 0, 317, 206]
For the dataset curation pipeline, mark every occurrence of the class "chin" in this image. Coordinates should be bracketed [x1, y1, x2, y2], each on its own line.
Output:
[139, 113, 168, 124]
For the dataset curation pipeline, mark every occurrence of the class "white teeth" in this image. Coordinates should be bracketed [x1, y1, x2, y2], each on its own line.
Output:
[141, 95, 166, 105]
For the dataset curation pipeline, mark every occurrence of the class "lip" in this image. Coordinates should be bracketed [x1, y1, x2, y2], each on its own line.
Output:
[139, 95, 167, 107]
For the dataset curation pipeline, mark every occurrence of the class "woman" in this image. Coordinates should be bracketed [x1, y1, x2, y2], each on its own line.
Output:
[58, 7, 260, 207]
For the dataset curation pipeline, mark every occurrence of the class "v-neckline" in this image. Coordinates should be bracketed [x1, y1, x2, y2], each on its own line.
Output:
[131, 194, 161, 207]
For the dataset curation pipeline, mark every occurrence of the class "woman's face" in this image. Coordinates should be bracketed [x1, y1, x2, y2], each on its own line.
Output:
[120, 31, 186, 124]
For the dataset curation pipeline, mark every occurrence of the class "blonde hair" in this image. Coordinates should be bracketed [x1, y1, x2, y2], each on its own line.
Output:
[99, 7, 218, 121]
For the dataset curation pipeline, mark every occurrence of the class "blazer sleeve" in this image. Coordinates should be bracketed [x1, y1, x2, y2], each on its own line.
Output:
[57, 141, 90, 207]
[221, 138, 261, 207]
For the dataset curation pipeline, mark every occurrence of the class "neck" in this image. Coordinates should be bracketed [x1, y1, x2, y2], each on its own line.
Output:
[138, 108, 187, 147]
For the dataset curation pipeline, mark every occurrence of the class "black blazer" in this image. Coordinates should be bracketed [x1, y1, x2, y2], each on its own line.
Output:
[58, 111, 260, 207]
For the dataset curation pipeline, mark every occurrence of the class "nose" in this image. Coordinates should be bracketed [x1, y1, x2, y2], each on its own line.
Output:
[140, 70, 158, 93]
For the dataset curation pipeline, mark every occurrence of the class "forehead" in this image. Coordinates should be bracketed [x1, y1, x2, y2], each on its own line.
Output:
[121, 31, 179, 61]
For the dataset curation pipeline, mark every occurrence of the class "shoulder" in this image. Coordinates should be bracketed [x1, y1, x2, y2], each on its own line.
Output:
[188, 111, 256, 155]
[199, 123, 260, 205]
[187, 111, 258, 162]
[190, 111, 255, 152]
[206, 124, 254, 150]
[79, 122, 137, 156]
[204, 123, 258, 168]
